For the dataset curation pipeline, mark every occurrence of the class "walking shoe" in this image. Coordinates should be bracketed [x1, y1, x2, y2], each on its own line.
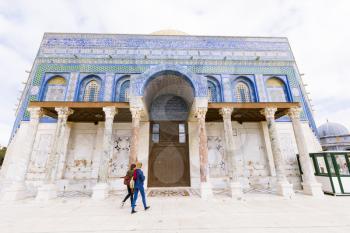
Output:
[120, 202, 125, 208]
[131, 209, 137, 214]
[145, 206, 150, 211]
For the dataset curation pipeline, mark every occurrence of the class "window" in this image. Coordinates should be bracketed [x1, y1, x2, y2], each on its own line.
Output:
[119, 80, 130, 102]
[266, 78, 288, 102]
[44, 76, 67, 101]
[179, 123, 186, 143]
[207, 81, 217, 102]
[83, 80, 100, 102]
[152, 124, 159, 143]
[235, 82, 252, 102]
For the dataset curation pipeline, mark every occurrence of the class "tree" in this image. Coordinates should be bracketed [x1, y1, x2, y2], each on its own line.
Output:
[0, 147, 6, 166]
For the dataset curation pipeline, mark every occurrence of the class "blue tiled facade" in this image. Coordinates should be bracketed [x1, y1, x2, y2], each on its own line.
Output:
[11, 33, 317, 141]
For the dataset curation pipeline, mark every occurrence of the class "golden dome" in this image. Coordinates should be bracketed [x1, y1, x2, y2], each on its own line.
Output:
[150, 29, 188, 36]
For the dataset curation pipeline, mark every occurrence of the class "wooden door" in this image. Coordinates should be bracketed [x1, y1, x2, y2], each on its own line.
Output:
[148, 121, 190, 187]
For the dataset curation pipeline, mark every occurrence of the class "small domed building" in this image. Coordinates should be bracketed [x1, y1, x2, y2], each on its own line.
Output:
[318, 122, 350, 151]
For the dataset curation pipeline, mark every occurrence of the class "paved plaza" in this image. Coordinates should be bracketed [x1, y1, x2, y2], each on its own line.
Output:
[1, 192, 349, 233]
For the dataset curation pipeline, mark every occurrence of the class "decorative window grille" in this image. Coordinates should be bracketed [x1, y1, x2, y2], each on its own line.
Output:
[152, 123, 160, 143]
[119, 80, 130, 102]
[235, 82, 252, 102]
[45, 76, 66, 101]
[207, 81, 217, 102]
[83, 80, 100, 102]
[266, 78, 288, 102]
[179, 123, 186, 143]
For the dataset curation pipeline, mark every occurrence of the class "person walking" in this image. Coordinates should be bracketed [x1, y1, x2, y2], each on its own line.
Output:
[131, 162, 150, 214]
[121, 163, 136, 208]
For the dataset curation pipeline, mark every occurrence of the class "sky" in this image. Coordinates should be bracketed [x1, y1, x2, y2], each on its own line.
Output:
[0, 0, 349, 146]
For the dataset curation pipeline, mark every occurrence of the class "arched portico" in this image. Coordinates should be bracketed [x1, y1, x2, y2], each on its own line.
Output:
[131, 64, 207, 98]
[141, 70, 195, 187]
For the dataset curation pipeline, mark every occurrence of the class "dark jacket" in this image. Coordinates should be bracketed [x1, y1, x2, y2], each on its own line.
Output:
[124, 169, 134, 186]
[133, 169, 145, 189]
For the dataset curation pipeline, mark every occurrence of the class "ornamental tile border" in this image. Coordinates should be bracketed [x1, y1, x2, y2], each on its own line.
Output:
[41, 33, 291, 51]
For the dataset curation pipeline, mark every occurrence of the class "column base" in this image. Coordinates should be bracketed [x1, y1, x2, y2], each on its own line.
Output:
[230, 181, 243, 199]
[0, 182, 28, 201]
[92, 183, 109, 200]
[36, 183, 58, 201]
[200, 182, 213, 199]
[276, 181, 294, 198]
[302, 182, 324, 197]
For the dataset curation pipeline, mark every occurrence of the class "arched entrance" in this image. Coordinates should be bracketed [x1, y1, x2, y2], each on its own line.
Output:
[143, 73, 194, 187]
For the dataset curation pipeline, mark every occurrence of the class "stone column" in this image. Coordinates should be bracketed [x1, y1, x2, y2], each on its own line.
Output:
[260, 122, 277, 176]
[129, 107, 142, 164]
[90, 123, 104, 179]
[1, 107, 43, 201]
[219, 107, 242, 198]
[260, 107, 294, 197]
[288, 107, 323, 197]
[92, 107, 117, 200]
[36, 107, 73, 201]
[196, 107, 213, 199]
[55, 122, 72, 180]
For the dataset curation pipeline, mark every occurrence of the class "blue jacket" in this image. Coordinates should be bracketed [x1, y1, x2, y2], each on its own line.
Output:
[133, 169, 145, 189]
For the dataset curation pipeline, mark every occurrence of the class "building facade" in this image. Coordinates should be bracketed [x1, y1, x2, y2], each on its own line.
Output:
[0, 31, 324, 200]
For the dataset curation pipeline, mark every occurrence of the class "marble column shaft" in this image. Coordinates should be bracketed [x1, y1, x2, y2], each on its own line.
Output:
[129, 107, 142, 164]
[196, 107, 209, 183]
[219, 107, 238, 182]
[17, 107, 43, 182]
[98, 107, 117, 183]
[260, 107, 288, 183]
[288, 107, 317, 184]
[45, 107, 73, 183]
[55, 123, 72, 179]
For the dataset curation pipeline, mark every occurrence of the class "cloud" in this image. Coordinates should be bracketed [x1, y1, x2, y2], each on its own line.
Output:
[0, 0, 349, 145]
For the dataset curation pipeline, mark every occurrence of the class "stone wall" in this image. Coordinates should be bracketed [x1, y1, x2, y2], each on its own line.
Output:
[1, 120, 321, 194]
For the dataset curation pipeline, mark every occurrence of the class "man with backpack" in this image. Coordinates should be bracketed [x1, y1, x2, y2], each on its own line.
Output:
[121, 163, 136, 207]
[131, 162, 150, 214]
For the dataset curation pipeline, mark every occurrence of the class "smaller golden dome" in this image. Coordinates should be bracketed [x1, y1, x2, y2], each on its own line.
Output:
[150, 29, 188, 36]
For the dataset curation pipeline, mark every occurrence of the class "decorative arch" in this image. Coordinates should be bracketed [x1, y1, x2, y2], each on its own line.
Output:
[114, 75, 131, 102]
[266, 77, 289, 102]
[133, 64, 206, 97]
[78, 75, 103, 102]
[42, 75, 67, 101]
[233, 76, 257, 102]
[206, 76, 221, 102]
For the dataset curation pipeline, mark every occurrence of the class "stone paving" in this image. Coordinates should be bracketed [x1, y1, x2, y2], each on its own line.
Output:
[1, 192, 350, 233]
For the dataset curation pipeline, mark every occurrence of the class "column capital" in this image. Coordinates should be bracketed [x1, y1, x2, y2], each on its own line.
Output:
[260, 107, 277, 119]
[28, 107, 44, 120]
[55, 107, 74, 119]
[288, 107, 302, 120]
[195, 107, 208, 120]
[102, 106, 118, 119]
[219, 107, 234, 120]
[130, 107, 143, 120]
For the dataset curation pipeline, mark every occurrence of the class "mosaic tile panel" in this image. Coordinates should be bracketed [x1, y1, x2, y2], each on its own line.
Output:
[12, 61, 314, 138]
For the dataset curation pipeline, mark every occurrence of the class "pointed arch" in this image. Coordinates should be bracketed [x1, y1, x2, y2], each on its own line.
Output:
[78, 75, 102, 102]
[135, 64, 206, 97]
[206, 76, 221, 102]
[114, 75, 131, 102]
[43, 75, 67, 101]
[266, 77, 289, 102]
[233, 76, 256, 102]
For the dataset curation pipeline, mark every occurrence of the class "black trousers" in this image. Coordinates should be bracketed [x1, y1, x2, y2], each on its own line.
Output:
[122, 186, 133, 205]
